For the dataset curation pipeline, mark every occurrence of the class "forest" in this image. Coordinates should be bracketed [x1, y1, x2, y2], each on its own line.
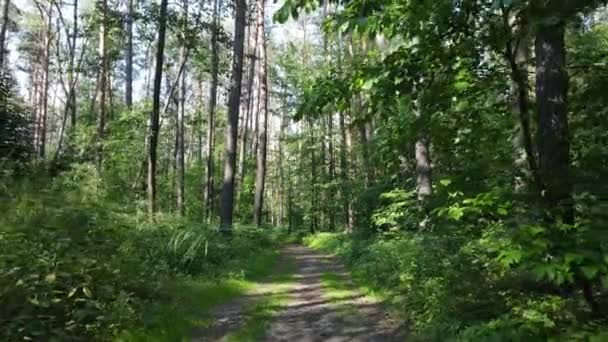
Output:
[1, 0, 608, 340]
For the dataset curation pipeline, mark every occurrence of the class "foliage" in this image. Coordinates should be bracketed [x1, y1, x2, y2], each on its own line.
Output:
[0, 167, 284, 340]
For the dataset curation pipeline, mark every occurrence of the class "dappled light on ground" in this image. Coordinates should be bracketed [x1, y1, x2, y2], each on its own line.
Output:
[193, 245, 406, 341]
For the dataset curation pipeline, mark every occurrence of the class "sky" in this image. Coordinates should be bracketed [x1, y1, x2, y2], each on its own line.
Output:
[9, 0, 321, 102]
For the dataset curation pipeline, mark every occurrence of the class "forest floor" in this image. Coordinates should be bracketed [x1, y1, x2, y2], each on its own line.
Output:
[191, 245, 407, 341]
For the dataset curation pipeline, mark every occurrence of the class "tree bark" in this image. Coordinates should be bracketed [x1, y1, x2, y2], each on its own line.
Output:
[414, 97, 432, 202]
[415, 137, 432, 201]
[219, 0, 246, 230]
[339, 110, 351, 232]
[238, 7, 259, 195]
[502, 9, 541, 190]
[125, 0, 133, 109]
[252, 0, 267, 226]
[147, 0, 169, 216]
[535, 23, 572, 221]
[0, 0, 10, 71]
[39, 3, 53, 158]
[96, 0, 108, 168]
[204, 0, 222, 221]
[69, 0, 78, 127]
[176, 0, 188, 216]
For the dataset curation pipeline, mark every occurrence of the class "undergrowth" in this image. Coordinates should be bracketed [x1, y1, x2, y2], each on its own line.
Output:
[0, 167, 288, 341]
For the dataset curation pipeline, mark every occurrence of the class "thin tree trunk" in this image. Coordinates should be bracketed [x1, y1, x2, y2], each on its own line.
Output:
[502, 9, 540, 189]
[309, 119, 318, 233]
[39, 4, 53, 158]
[147, 0, 169, 217]
[252, 0, 267, 226]
[70, 0, 77, 127]
[219, 0, 246, 230]
[239, 11, 259, 189]
[175, 0, 188, 215]
[96, 0, 108, 168]
[204, 0, 222, 221]
[125, 0, 133, 109]
[339, 110, 351, 232]
[0, 0, 10, 71]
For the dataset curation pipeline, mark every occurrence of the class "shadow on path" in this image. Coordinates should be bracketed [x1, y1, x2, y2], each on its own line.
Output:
[192, 245, 407, 341]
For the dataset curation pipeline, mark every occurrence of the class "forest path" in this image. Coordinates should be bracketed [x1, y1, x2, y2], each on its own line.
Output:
[192, 244, 406, 341]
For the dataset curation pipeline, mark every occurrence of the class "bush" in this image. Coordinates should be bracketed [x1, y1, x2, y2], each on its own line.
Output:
[0, 168, 281, 341]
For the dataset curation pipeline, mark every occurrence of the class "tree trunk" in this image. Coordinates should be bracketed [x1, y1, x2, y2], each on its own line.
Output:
[415, 137, 432, 201]
[175, 0, 188, 216]
[219, 0, 246, 230]
[309, 119, 318, 233]
[414, 98, 432, 202]
[39, 4, 53, 158]
[125, 0, 133, 109]
[339, 110, 351, 232]
[96, 0, 108, 168]
[204, 0, 222, 221]
[238, 8, 259, 195]
[252, 0, 267, 226]
[502, 9, 540, 190]
[69, 0, 78, 128]
[535, 23, 572, 221]
[0, 0, 10, 71]
[147, 0, 169, 217]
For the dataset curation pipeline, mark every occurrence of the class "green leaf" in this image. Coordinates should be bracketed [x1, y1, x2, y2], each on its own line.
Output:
[45, 273, 56, 283]
[581, 265, 600, 279]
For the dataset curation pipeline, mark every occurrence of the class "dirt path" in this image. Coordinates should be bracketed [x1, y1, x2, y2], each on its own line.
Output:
[192, 245, 406, 341]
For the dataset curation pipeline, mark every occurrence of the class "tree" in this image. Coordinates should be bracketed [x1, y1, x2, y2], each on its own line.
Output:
[204, 0, 221, 220]
[147, 0, 169, 216]
[33, 1, 52, 158]
[175, 0, 188, 215]
[125, 0, 133, 109]
[0, 0, 11, 70]
[252, 0, 267, 226]
[96, 0, 108, 168]
[219, 0, 246, 230]
[534, 11, 571, 221]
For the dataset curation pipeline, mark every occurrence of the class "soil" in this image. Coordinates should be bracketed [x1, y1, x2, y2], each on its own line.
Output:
[191, 245, 407, 341]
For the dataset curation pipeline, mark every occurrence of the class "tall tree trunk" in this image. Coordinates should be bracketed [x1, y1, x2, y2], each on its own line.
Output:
[278, 114, 286, 226]
[502, 9, 540, 189]
[96, 0, 108, 168]
[252, 0, 267, 226]
[339, 110, 351, 232]
[204, 0, 221, 220]
[309, 119, 318, 233]
[535, 24, 570, 219]
[125, 0, 133, 109]
[219, 0, 246, 230]
[238, 9, 259, 195]
[147, 0, 169, 216]
[414, 98, 432, 202]
[39, 4, 53, 158]
[197, 78, 203, 163]
[175, 0, 188, 215]
[69, 0, 78, 128]
[535, 19, 599, 315]
[0, 0, 10, 71]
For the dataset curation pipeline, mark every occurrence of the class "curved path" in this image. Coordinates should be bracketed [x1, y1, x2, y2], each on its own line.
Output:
[192, 245, 406, 341]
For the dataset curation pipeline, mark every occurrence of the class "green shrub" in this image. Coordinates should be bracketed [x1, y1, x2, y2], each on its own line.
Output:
[0, 168, 281, 341]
